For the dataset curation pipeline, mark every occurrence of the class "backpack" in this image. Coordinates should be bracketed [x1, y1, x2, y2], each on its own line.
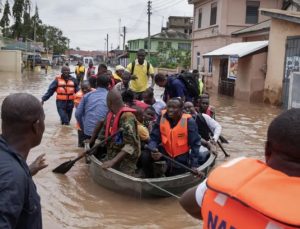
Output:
[131, 61, 150, 76]
[177, 72, 200, 98]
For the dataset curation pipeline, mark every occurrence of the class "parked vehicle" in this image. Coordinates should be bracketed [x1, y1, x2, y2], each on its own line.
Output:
[41, 58, 52, 69]
[83, 56, 94, 66]
[27, 54, 42, 65]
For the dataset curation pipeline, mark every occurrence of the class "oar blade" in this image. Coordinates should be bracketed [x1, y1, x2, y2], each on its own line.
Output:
[52, 160, 75, 174]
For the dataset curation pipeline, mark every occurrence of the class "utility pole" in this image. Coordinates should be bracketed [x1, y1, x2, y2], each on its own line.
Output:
[118, 18, 121, 49]
[106, 34, 109, 63]
[123, 26, 126, 52]
[33, 20, 36, 68]
[147, 0, 152, 60]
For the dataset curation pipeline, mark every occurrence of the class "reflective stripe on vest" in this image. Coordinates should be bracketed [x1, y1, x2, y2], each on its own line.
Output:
[105, 107, 136, 138]
[159, 110, 190, 158]
[202, 158, 300, 229]
[56, 76, 75, 100]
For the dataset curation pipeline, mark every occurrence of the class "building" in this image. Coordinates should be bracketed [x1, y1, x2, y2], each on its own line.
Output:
[127, 29, 191, 67]
[203, 41, 268, 102]
[260, 9, 300, 107]
[188, 0, 283, 72]
[165, 16, 193, 35]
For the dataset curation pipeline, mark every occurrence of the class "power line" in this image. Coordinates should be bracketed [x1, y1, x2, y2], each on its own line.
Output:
[152, 0, 184, 12]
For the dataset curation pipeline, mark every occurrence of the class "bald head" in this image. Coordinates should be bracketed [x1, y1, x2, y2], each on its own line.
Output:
[107, 88, 123, 114]
[2, 93, 44, 126]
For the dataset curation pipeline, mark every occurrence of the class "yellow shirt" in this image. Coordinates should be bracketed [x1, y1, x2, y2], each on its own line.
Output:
[75, 65, 85, 75]
[126, 60, 154, 92]
[113, 73, 122, 82]
[137, 121, 150, 141]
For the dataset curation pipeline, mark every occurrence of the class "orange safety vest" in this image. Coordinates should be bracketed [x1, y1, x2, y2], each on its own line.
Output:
[202, 158, 300, 229]
[74, 90, 83, 108]
[56, 76, 75, 101]
[159, 110, 190, 158]
[105, 107, 136, 138]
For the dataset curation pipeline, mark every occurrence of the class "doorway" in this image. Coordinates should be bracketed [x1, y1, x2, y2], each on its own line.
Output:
[218, 58, 235, 96]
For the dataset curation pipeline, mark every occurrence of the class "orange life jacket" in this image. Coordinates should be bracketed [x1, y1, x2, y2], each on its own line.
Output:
[56, 76, 75, 101]
[159, 110, 190, 158]
[74, 90, 83, 108]
[202, 158, 300, 229]
[105, 107, 136, 138]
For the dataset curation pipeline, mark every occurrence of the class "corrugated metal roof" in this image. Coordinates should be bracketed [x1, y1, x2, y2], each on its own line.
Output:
[203, 41, 269, 58]
[232, 20, 271, 36]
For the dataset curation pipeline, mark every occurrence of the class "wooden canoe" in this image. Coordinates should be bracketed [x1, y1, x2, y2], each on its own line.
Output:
[88, 152, 216, 198]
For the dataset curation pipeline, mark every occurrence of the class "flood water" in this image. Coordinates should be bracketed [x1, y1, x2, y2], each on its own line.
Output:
[0, 67, 281, 228]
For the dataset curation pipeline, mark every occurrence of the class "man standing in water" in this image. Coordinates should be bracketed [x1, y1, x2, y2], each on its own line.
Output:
[126, 49, 155, 100]
[180, 108, 300, 229]
[0, 93, 46, 229]
[42, 66, 79, 125]
[101, 88, 140, 176]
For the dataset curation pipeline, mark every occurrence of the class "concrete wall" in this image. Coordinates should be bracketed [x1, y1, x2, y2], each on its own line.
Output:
[190, 0, 282, 70]
[264, 19, 300, 105]
[235, 52, 267, 102]
[0, 50, 22, 73]
[208, 52, 267, 102]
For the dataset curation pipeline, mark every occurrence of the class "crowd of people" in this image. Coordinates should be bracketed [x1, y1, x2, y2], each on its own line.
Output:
[1, 48, 298, 228]
[41, 48, 219, 178]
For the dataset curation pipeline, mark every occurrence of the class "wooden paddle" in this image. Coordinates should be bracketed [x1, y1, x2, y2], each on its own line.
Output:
[145, 145, 202, 176]
[52, 129, 123, 174]
[216, 140, 230, 157]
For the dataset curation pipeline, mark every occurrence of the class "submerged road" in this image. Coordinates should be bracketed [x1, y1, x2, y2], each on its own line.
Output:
[0, 67, 281, 228]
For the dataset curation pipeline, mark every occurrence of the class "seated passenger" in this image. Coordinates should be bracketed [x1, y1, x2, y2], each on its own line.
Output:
[132, 106, 150, 144]
[121, 90, 149, 110]
[141, 98, 203, 177]
[143, 106, 156, 133]
[184, 101, 220, 155]
[142, 88, 166, 116]
[101, 89, 140, 176]
[196, 93, 215, 119]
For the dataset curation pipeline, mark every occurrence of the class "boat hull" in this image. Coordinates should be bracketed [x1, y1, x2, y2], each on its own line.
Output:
[89, 153, 216, 198]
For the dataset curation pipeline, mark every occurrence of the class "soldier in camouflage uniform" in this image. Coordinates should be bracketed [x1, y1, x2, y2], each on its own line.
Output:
[101, 89, 140, 176]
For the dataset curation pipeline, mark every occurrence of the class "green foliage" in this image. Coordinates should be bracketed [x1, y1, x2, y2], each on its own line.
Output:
[156, 42, 191, 69]
[2, 1, 70, 54]
[0, 0, 11, 37]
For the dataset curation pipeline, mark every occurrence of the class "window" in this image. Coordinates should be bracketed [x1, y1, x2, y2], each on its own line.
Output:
[144, 41, 148, 49]
[198, 8, 202, 28]
[210, 2, 217, 26]
[166, 42, 171, 49]
[158, 41, 163, 49]
[178, 43, 191, 51]
[246, 1, 260, 24]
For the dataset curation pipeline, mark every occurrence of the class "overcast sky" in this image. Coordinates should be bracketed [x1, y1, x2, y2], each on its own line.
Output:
[33, 0, 193, 51]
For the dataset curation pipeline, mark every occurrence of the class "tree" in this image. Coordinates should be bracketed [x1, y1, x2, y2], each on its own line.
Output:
[12, 0, 25, 39]
[22, 0, 31, 40]
[0, 0, 11, 37]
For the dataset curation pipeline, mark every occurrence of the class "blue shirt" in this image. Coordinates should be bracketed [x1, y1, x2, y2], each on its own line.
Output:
[163, 76, 192, 102]
[148, 113, 201, 167]
[0, 136, 42, 229]
[75, 87, 109, 136]
[42, 75, 79, 102]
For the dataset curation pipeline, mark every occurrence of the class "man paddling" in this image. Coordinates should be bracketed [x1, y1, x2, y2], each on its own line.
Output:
[180, 108, 300, 228]
[100, 88, 140, 176]
[0, 93, 46, 228]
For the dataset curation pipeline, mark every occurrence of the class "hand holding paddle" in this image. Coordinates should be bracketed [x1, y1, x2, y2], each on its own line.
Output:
[52, 129, 123, 174]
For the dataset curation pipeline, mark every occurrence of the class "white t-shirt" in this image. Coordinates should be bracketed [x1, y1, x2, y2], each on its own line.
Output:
[152, 100, 166, 115]
[196, 179, 208, 207]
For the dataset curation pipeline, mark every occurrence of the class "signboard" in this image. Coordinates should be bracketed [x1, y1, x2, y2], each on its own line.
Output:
[228, 56, 238, 80]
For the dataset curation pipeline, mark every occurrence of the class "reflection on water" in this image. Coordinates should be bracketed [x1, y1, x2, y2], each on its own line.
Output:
[0, 68, 281, 228]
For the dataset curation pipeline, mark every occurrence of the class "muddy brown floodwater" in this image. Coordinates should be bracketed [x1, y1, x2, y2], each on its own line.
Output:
[0, 68, 281, 229]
